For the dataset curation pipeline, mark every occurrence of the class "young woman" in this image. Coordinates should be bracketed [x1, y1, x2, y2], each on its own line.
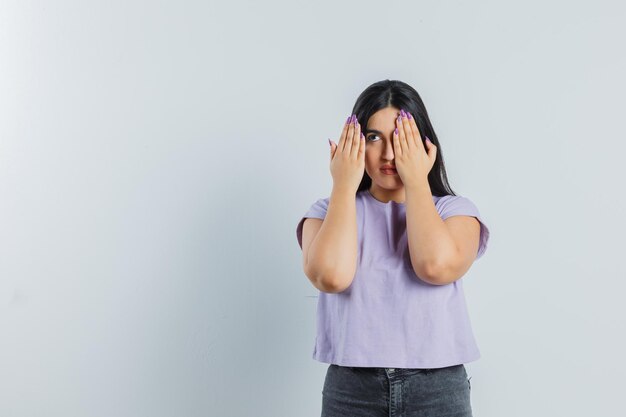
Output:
[296, 79, 490, 417]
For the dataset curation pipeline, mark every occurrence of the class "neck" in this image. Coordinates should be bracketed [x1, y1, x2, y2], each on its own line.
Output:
[368, 184, 406, 204]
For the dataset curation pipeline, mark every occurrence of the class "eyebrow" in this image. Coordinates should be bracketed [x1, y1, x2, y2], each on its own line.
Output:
[364, 129, 384, 134]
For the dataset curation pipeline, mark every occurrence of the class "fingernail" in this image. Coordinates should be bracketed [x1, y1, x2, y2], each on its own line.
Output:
[395, 127, 399, 135]
[351, 114, 356, 124]
[425, 136, 431, 142]
[400, 109, 406, 118]
[346, 116, 351, 124]
[407, 112, 412, 120]
[328, 138, 332, 146]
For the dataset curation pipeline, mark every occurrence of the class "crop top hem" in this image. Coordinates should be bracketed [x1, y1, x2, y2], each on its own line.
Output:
[312, 350, 480, 369]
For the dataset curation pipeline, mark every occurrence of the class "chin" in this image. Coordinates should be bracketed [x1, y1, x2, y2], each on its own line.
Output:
[375, 178, 403, 189]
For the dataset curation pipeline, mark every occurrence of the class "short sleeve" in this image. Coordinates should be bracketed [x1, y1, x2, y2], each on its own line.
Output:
[436, 195, 490, 260]
[295, 197, 330, 250]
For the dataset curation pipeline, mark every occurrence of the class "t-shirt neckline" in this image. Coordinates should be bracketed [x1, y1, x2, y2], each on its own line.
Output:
[365, 188, 406, 206]
[364, 188, 440, 206]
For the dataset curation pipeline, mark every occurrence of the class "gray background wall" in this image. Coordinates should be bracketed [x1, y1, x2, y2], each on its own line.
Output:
[1, 1, 624, 416]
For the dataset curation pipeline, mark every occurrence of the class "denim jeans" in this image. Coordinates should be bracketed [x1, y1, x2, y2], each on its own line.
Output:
[321, 363, 473, 417]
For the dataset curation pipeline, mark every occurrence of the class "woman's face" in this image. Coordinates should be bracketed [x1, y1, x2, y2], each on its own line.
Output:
[364, 106, 404, 192]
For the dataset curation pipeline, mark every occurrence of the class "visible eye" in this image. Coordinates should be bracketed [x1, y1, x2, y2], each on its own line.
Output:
[366, 134, 380, 142]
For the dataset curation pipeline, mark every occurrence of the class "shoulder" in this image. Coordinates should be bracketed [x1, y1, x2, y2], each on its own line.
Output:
[295, 196, 330, 249]
[434, 194, 481, 220]
[310, 196, 330, 214]
[436, 194, 490, 260]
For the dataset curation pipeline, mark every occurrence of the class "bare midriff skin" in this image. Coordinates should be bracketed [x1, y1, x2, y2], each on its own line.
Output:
[302, 185, 357, 293]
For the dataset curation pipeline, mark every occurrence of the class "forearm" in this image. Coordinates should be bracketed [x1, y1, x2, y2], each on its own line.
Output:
[307, 185, 358, 291]
[405, 178, 458, 284]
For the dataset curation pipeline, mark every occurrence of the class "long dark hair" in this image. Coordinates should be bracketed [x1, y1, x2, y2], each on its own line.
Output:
[352, 79, 456, 197]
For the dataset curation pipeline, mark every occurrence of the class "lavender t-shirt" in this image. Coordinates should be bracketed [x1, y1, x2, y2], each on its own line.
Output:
[296, 189, 490, 369]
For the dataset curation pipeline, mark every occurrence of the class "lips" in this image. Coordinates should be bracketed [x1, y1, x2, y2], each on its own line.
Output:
[380, 167, 398, 175]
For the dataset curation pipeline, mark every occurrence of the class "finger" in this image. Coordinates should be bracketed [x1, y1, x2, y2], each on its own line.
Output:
[393, 126, 402, 157]
[396, 113, 407, 153]
[425, 135, 437, 160]
[350, 119, 361, 159]
[400, 110, 415, 151]
[343, 114, 356, 153]
[358, 131, 365, 159]
[337, 115, 351, 153]
[407, 111, 425, 154]
[349, 117, 360, 155]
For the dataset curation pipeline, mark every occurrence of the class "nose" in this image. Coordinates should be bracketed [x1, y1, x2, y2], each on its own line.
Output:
[383, 138, 395, 160]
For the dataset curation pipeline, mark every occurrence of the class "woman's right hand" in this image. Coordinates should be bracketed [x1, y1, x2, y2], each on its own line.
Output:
[329, 114, 365, 193]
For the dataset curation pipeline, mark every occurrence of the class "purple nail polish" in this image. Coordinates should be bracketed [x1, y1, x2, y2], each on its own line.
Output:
[400, 109, 406, 118]
[407, 112, 412, 120]
[346, 116, 351, 124]
[328, 138, 332, 146]
[395, 127, 398, 135]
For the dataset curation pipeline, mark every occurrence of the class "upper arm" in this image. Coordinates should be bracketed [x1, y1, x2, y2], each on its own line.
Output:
[300, 217, 324, 278]
[437, 215, 481, 284]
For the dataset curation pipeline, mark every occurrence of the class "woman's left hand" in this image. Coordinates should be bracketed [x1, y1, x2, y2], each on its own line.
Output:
[393, 109, 437, 186]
